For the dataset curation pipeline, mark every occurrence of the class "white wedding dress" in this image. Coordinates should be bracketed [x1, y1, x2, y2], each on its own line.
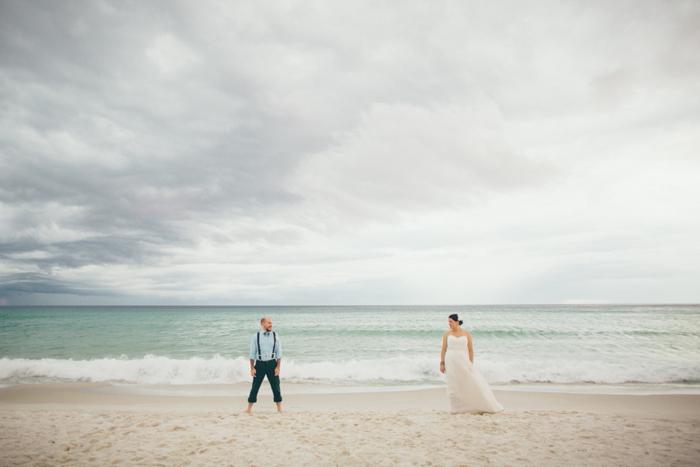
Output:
[445, 335, 504, 414]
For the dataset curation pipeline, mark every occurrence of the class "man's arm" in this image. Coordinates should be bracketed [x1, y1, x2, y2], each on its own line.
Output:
[274, 337, 282, 376]
[249, 334, 258, 376]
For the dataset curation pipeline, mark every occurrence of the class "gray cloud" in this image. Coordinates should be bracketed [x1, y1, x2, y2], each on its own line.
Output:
[1, 235, 165, 270]
[1, 0, 699, 304]
[0, 272, 120, 297]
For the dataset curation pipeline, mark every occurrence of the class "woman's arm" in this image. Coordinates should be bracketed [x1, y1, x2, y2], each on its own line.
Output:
[467, 332, 474, 363]
[440, 333, 447, 373]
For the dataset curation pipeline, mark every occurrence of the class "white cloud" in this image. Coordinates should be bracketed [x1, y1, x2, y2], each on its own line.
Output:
[146, 34, 198, 74]
[285, 100, 555, 229]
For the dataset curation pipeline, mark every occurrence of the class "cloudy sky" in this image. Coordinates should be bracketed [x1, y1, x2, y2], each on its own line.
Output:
[1, 0, 699, 306]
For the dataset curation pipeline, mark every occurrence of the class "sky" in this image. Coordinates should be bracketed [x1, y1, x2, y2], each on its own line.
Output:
[1, 0, 699, 306]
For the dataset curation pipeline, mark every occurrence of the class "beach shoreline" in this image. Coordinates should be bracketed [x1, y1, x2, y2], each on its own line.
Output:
[1, 383, 699, 466]
[1, 382, 700, 419]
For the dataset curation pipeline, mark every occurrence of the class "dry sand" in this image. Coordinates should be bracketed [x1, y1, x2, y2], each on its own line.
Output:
[1, 383, 698, 466]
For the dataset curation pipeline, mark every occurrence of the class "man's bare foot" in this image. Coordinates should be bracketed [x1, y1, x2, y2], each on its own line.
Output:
[244, 403, 254, 413]
[276, 402, 282, 413]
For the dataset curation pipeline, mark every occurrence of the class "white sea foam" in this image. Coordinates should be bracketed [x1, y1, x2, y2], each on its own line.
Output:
[1, 355, 698, 386]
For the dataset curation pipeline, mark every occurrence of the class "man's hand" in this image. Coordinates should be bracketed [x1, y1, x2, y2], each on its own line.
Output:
[251, 368, 256, 377]
[274, 366, 280, 376]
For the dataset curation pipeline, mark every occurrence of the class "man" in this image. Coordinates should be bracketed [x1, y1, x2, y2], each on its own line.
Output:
[244, 316, 282, 413]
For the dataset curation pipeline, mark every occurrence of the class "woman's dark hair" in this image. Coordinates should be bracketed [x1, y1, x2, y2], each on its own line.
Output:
[448, 314, 463, 325]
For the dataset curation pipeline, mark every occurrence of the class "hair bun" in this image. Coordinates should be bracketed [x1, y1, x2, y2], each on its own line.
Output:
[459, 320, 463, 325]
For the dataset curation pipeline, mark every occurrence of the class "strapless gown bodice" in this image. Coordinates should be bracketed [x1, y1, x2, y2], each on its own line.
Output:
[447, 335, 469, 350]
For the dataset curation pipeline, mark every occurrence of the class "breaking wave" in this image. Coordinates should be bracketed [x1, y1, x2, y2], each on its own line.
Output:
[1, 355, 698, 386]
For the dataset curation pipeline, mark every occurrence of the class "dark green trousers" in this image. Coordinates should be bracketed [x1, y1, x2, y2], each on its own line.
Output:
[248, 360, 282, 403]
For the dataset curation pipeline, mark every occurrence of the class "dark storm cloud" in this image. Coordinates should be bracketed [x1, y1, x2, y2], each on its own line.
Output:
[0, 272, 118, 297]
[1, 235, 165, 270]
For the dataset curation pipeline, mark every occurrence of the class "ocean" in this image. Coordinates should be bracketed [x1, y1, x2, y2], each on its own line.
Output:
[1, 305, 699, 394]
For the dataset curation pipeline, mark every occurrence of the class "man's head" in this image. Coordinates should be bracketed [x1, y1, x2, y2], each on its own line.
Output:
[260, 316, 273, 332]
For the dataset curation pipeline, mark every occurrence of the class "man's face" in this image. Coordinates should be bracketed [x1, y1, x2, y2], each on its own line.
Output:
[262, 318, 273, 332]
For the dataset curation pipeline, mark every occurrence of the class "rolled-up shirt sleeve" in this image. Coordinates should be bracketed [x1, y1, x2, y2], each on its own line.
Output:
[249, 333, 258, 360]
[276, 336, 282, 359]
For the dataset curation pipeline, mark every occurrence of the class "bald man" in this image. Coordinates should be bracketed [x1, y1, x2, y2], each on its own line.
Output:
[244, 316, 282, 413]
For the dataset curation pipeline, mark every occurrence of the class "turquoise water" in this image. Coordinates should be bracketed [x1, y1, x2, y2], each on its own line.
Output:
[1, 305, 699, 389]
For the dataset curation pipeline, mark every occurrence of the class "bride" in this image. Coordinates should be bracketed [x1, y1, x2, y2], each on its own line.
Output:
[440, 313, 503, 414]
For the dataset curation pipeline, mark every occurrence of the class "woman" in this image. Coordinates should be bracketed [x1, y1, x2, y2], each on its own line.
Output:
[440, 313, 503, 414]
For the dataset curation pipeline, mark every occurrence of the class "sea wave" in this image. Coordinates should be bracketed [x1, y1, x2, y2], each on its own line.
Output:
[0, 355, 698, 386]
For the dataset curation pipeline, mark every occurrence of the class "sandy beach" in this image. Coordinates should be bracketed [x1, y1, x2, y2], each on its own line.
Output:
[1, 384, 698, 467]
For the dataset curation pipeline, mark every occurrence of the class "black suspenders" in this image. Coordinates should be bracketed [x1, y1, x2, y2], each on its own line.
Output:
[256, 331, 277, 361]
